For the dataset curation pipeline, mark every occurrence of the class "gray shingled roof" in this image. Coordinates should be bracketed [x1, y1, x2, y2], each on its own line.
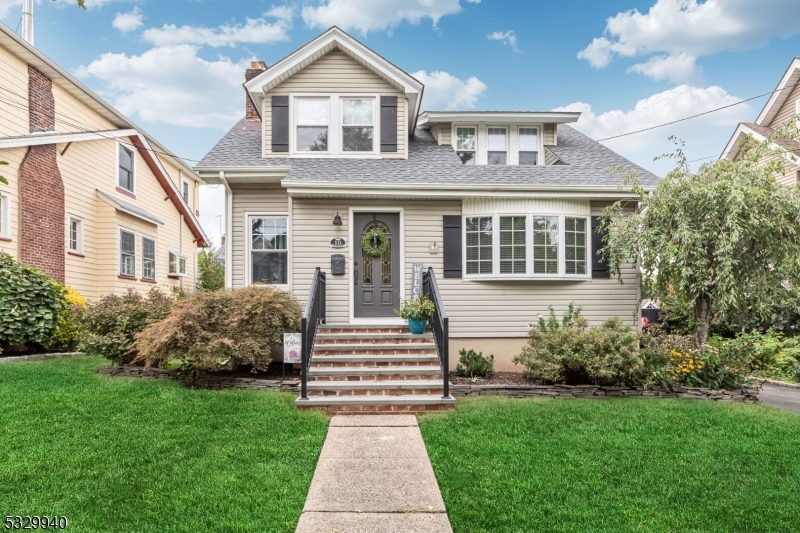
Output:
[197, 119, 661, 187]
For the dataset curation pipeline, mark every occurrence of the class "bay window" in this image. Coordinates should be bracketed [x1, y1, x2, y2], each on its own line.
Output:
[456, 127, 476, 165]
[487, 128, 507, 165]
[119, 229, 135, 277]
[519, 128, 539, 165]
[296, 98, 329, 152]
[250, 216, 288, 285]
[465, 216, 493, 275]
[342, 98, 374, 152]
[499, 216, 526, 274]
[532, 216, 559, 274]
[565, 217, 588, 275]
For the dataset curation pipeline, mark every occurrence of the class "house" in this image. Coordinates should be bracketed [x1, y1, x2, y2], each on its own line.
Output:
[0, 22, 207, 300]
[721, 57, 800, 184]
[196, 28, 659, 413]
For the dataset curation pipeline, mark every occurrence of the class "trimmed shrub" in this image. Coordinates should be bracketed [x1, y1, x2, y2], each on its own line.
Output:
[83, 288, 174, 364]
[197, 249, 224, 291]
[51, 284, 88, 351]
[132, 286, 302, 373]
[0, 253, 63, 351]
[456, 349, 495, 379]
[513, 304, 642, 386]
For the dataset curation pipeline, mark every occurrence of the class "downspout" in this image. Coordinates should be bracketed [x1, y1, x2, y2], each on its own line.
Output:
[179, 213, 184, 292]
[220, 171, 233, 289]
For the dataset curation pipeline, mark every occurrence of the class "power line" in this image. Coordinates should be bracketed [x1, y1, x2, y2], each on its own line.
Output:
[597, 80, 800, 142]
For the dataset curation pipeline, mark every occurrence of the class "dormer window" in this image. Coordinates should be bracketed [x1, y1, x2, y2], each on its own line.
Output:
[456, 127, 476, 165]
[487, 128, 507, 165]
[342, 99, 374, 152]
[519, 128, 539, 165]
[296, 98, 329, 152]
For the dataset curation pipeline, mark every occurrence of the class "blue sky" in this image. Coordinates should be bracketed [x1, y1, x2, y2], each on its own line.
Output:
[2, 0, 800, 243]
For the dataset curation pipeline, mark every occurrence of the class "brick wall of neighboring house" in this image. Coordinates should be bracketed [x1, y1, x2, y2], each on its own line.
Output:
[19, 66, 65, 282]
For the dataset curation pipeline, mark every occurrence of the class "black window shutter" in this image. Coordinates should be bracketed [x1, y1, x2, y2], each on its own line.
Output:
[380, 96, 398, 153]
[443, 215, 462, 279]
[592, 216, 610, 278]
[271, 95, 289, 152]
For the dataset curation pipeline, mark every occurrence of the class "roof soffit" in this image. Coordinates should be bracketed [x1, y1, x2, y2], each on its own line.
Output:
[756, 58, 800, 127]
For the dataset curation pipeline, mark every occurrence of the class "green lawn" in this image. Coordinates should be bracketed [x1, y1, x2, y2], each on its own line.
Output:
[419, 396, 800, 533]
[0, 357, 328, 533]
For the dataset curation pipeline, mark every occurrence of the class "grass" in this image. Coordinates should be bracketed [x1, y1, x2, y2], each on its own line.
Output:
[0, 357, 329, 533]
[419, 396, 800, 533]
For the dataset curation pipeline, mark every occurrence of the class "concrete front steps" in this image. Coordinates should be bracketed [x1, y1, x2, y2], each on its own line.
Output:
[296, 325, 455, 415]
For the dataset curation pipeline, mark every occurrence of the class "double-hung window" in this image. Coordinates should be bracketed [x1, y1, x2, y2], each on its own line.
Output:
[182, 180, 190, 205]
[142, 236, 156, 281]
[296, 98, 329, 152]
[342, 99, 374, 152]
[119, 229, 136, 277]
[519, 128, 539, 166]
[68, 216, 83, 254]
[532, 216, 559, 274]
[465, 216, 493, 275]
[565, 217, 588, 275]
[499, 216, 526, 274]
[250, 216, 288, 285]
[487, 128, 507, 165]
[118, 144, 135, 192]
[456, 127, 476, 165]
[0, 194, 9, 240]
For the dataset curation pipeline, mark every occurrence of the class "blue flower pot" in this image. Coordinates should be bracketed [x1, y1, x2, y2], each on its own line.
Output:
[407, 318, 427, 335]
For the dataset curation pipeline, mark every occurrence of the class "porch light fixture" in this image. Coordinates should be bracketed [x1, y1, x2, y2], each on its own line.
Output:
[333, 212, 342, 226]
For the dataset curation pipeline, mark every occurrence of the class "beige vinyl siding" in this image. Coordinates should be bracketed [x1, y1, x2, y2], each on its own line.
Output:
[230, 185, 290, 289]
[0, 44, 30, 138]
[290, 198, 640, 338]
[760, 151, 800, 187]
[436, 123, 452, 146]
[765, 82, 800, 129]
[544, 123, 557, 146]
[262, 49, 407, 159]
[544, 149, 560, 165]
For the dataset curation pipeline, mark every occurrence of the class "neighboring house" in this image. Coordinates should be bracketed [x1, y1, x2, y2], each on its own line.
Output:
[0, 22, 207, 300]
[195, 27, 660, 376]
[721, 57, 800, 183]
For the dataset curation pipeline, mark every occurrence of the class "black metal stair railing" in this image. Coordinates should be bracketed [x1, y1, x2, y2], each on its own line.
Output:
[299, 267, 326, 400]
[423, 267, 450, 398]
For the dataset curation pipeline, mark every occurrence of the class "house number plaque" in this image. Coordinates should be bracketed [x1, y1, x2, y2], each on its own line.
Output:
[330, 238, 346, 248]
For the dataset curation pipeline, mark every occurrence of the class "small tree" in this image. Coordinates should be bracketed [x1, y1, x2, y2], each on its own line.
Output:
[197, 249, 224, 291]
[602, 128, 800, 347]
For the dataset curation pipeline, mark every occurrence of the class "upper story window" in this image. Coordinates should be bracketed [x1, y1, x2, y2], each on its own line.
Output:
[342, 99, 374, 152]
[456, 127, 476, 165]
[182, 180, 190, 205]
[487, 128, 507, 165]
[118, 144, 135, 192]
[519, 128, 539, 166]
[296, 98, 329, 152]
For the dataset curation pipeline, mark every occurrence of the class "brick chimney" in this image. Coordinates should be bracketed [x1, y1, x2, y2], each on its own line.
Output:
[245, 61, 267, 123]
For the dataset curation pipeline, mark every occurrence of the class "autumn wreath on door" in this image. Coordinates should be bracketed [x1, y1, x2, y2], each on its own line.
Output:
[361, 227, 390, 257]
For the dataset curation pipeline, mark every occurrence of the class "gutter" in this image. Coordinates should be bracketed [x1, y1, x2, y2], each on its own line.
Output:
[219, 171, 233, 289]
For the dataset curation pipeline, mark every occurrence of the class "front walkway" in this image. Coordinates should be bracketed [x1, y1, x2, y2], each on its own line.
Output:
[760, 383, 800, 415]
[296, 415, 453, 533]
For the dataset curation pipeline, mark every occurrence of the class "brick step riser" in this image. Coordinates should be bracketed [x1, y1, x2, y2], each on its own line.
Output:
[309, 374, 442, 382]
[313, 349, 437, 356]
[298, 404, 454, 414]
[319, 328, 418, 335]
[307, 389, 445, 397]
[311, 361, 439, 368]
[316, 338, 432, 345]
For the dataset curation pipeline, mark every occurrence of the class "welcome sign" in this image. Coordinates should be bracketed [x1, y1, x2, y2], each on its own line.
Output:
[411, 262, 424, 300]
[283, 333, 302, 363]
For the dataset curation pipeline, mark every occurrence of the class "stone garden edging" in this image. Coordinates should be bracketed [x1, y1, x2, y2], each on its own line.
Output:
[451, 383, 760, 402]
[0, 352, 85, 364]
[99, 365, 301, 392]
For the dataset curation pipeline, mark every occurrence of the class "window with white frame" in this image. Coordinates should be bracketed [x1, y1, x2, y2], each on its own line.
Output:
[119, 229, 136, 277]
[342, 98, 374, 152]
[68, 216, 83, 254]
[499, 216, 526, 274]
[296, 98, 329, 152]
[565, 217, 588, 275]
[182, 180, 190, 205]
[0, 194, 9, 239]
[118, 144, 135, 192]
[142, 236, 156, 281]
[519, 128, 539, 166]
[168, 249, 187, 276]
[456, 127, 477, 165]
[487, 128, 507, 165]
[532, 216, 559, 274]
[465, 216, 493, 275]
[250, 216, 288, 285]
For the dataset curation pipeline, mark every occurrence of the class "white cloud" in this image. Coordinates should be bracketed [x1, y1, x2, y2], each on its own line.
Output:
[142, 16, 290, 48]
[264, 4, 295, 22]
[75, 45, 247, 128]
[578, 0, 800, 83]
[301, 0, 478, 35]
[412, 70, 487, 111]
[112, 7, 144, 33]
[487, 30, 519, 53]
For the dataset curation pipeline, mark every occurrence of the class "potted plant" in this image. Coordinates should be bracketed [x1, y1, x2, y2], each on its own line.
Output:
[394, 295, 435, 334]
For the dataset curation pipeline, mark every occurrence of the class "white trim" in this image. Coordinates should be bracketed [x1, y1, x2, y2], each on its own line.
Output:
[720, 123, 800, 166]
[453, 125, 477, 165]
[220, 172, 233, 289]
[0, 129, 138, 149]
[67, 214, 84, 254]
[419, 111, 580, 125]
[289, 93, 381, 157]
[340, 96, 379, 155]
[141, 234, 157, 281]
[0, 192, 10, 240]
[167, 246, 187, 277]
[116, 140, 136, 195]
[348, 207, 406, 323]
[244, 211, 290, 289]
[118, 226, 137, 277]
[755, 58, 800, 126]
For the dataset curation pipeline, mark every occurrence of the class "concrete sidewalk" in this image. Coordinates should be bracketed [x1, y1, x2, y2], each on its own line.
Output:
[296, 415, 453, 533]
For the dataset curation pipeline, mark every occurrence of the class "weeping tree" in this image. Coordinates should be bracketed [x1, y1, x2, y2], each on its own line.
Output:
[602, 125, 800, 347]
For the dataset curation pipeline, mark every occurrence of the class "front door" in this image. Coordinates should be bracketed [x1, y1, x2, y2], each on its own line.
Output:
[354, 212, 401, 318]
